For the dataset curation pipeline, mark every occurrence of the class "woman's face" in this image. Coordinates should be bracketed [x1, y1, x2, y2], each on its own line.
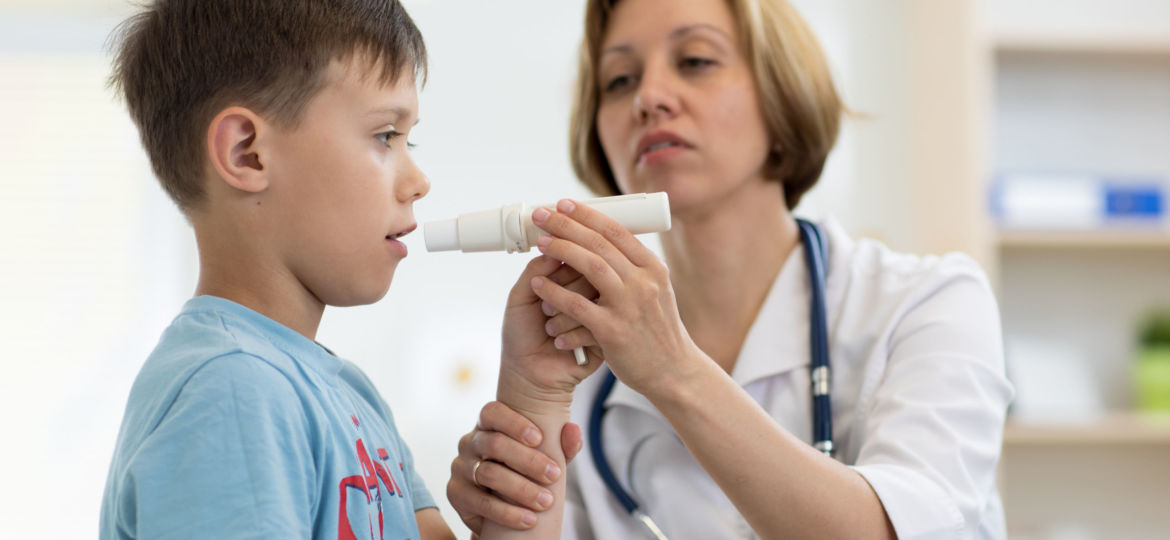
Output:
[595, 0, 772, 214]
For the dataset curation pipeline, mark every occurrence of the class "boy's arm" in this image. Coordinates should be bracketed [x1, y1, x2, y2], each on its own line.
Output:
[479, 255, 602, 539]
[416, 508, 457, 540]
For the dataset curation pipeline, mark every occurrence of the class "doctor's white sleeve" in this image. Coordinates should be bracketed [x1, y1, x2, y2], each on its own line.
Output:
[849, 255, 1014, 540]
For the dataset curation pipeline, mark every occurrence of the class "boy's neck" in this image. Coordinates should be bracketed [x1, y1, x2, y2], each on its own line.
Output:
[193, 225, 326, 341]
[195, 273, 326, 341]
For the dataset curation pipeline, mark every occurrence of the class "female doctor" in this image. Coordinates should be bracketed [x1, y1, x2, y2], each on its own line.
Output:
[446, 0, 1013, 538]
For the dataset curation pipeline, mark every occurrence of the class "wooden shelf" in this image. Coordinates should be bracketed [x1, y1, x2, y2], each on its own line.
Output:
[1004, 413, 1170, 445]
[997, 230, 1170, 249]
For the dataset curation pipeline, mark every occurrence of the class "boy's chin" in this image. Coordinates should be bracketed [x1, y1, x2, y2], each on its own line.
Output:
[323, 278, 393, 308]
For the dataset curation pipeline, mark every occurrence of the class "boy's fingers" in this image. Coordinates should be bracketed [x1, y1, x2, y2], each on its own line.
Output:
[544, 311, 582, 337]
[476, 401, 542, 448]
[553, 327, 599, 351]
[546, 261, 582, 286]
[531, 276, 606, 334]
[564, 273, 600, 300]
[507, 256, 562, 309]
[541, 273, 594, 317]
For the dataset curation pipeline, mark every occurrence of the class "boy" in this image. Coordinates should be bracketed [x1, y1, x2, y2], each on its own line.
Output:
[100, 1, 591, 538]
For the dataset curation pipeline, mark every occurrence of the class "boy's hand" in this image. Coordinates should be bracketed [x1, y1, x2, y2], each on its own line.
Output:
[447, 402, 584, 535]
[497, 255, 602, 416]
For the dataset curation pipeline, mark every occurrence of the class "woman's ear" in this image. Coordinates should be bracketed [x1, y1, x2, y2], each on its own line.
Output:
[207, 106, 270, 194]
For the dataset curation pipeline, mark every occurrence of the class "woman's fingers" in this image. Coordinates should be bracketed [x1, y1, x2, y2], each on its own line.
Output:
[543, 199, 660, 268]
[447, 402, 567, 530]
[475, 401, 542, 448]
[561, 422, 584, 464]
[464, 455, 554, 511]
[467, 403, 562, 484]
[535, 235, 623, 297]
[532, 204, 633, 281]
[446, 464, 538, 531]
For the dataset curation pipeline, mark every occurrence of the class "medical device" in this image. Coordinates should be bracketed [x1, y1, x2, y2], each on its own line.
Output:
[423, 192, 672, 364]
[424, 192, 670, 253]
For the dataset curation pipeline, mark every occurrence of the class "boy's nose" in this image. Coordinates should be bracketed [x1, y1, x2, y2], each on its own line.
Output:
[398, 154, 430, 202]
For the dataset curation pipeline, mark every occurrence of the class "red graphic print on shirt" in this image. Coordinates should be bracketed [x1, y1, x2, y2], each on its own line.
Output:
[338, 436, 407, 540]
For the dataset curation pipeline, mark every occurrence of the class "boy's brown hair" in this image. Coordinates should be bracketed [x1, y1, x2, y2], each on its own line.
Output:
[109, 0, 427, 211]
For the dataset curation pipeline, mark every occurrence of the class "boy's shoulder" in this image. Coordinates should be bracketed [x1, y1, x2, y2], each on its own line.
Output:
[123, 296, 356, 436]
[134, 296, 323, 397]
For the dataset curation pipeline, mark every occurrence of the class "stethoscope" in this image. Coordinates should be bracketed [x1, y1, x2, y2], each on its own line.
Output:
[587, 218, 833, 540]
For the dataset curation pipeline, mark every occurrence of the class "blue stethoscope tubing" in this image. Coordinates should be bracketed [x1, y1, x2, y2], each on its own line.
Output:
[587, 218, 833, 539]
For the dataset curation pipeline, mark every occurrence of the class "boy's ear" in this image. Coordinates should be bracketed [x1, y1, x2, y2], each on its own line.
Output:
[207, 107, 270, 194]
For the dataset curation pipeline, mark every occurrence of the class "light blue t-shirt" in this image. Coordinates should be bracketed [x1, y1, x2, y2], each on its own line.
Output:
[100, 296, 434, 539]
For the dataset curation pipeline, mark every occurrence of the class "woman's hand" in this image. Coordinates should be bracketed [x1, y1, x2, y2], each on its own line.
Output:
[446, 402, 584, 536]
[529, 199, 704, 396]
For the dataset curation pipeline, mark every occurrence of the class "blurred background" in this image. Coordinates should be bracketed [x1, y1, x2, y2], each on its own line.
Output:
[2, 0, 1169, 538]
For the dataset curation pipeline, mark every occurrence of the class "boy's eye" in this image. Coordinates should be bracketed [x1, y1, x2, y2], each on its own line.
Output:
[375, 131, 418, 151]
[375, 130, 402, 146]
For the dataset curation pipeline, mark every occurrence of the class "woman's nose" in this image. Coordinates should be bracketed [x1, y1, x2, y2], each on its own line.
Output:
[633, 62, 680, 123]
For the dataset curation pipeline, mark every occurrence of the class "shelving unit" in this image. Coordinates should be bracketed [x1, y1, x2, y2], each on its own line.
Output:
[997, 231, 1170, 250]
[984, 3, 1170, 538]
[994, 33, 1170, 56]
[1004, 412, 1170, 445]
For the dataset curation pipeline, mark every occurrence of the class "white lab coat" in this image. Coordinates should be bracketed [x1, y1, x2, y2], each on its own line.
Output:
[563, 217, 1014, 540]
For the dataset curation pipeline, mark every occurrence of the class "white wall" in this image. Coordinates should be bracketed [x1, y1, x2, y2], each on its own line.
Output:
[0, 1, 932, 538]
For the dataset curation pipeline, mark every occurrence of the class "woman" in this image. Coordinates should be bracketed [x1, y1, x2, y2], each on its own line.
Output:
[448, 0, 1012, 538]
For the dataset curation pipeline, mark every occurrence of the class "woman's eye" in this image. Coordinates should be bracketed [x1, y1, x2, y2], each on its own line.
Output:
[680, 57, 715, 70]
[604, 74, 634, 94]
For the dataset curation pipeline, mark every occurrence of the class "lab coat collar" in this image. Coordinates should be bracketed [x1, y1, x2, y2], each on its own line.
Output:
[732, 216, 853, 387]
[601, 216, 850, 416]
[728, 232, 812, 388]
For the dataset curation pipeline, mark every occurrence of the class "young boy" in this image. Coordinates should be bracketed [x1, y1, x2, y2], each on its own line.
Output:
[100, 1, 592, 538]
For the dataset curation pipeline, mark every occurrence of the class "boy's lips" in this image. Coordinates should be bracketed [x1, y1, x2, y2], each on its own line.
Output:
[386, 223, 416, 257]
[386, 223, 417, 240]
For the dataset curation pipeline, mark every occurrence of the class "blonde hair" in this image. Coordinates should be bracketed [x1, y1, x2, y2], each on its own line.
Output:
[569, 0, 842, 209]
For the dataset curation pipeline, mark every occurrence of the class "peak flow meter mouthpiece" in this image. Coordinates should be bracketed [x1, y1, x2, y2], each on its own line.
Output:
[423, 192, 671, 254]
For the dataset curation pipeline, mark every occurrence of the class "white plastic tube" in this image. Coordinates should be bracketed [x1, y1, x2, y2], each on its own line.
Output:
[424, 192, 671, 254]
[423, 192, 672, 364]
